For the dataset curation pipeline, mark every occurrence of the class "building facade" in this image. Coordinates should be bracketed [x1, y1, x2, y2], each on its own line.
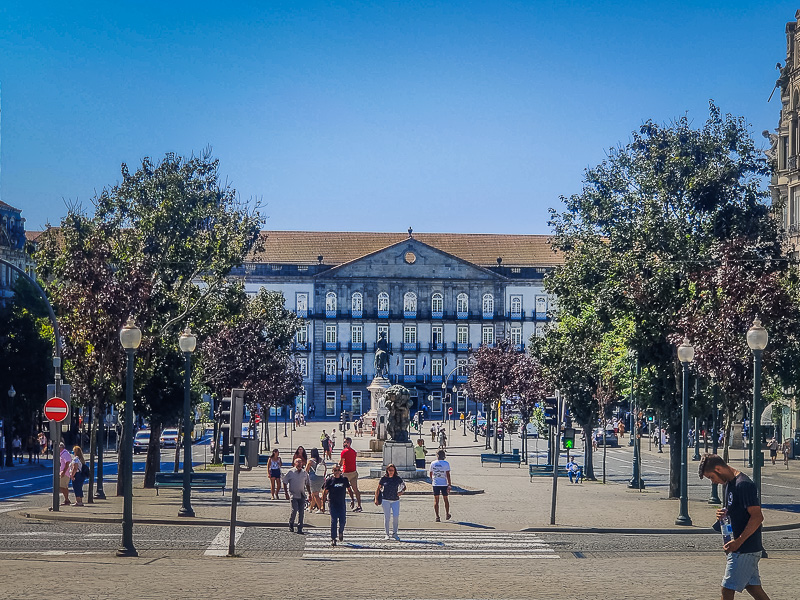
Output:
[0, 200, 34, 303]
[235, 230, 560, 420]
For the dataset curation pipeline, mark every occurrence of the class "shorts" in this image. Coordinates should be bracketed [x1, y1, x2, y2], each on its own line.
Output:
[343, 470, 358, 485]
[433, 485, 449, 497]
[415, 458, 426, 468]
[770, 449, 778, 457]
[59, 475, 69, 489]
[721, 551, 762, 592]
[269, 468, 281, 479]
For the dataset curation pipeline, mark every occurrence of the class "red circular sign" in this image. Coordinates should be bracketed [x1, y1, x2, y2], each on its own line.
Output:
[44, 397, 70, 422]
[448, 407, 453, 415]
[255, 415, 261, 424]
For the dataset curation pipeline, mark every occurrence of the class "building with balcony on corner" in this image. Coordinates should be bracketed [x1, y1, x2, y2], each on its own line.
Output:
[235, 229, 562, 421]
[0, 201, 35, 304]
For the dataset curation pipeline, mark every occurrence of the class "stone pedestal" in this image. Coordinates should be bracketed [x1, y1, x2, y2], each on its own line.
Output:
[367, 376, 391, 441]
[369, 440, 427, 479]
[729, 422, 744, 449]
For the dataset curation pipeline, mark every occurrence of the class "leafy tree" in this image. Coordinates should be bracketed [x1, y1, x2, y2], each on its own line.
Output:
[547, 102, 775, 496]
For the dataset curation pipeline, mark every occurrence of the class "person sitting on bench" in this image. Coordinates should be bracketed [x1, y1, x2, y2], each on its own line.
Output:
[566, 459, 582, 484]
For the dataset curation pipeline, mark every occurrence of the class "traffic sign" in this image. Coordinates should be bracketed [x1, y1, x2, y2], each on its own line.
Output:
[448, 407, 453, 415]
[44, 397, 70, 422]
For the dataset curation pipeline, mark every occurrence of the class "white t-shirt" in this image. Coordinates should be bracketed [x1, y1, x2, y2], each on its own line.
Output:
[430, 459, 450, 487]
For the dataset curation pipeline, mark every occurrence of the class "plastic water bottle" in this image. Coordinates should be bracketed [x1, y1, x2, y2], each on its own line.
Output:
[720, 515, 734, 544]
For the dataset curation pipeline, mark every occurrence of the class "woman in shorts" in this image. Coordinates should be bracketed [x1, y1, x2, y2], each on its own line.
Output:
[267, 449, 282, 500]
[306, 447, 327, 512]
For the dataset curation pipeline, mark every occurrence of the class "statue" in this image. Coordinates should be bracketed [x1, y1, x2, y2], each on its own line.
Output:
[373, 331, 392, 377]
[384, 385, 412, 443]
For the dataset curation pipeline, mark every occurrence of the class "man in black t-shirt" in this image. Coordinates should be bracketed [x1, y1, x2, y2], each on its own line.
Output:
[699, 454, 771, 600]
[321, 465, 354, 547]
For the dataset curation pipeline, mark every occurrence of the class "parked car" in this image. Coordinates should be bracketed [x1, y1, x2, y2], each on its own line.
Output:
[133, 430, 150, 454]
[594, 428, 619, 447]
[160, 428, 179, 448]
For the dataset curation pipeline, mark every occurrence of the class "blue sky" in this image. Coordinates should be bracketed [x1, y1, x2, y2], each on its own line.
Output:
[0, 1, 795, 234]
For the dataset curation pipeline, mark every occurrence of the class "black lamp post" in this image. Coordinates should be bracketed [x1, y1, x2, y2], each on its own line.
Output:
[692, 415, 702, 461]
[117, 317, 141, 556]
[709, 390, 721, 504]
[462, 392, 467, 436]
[4, 386, 15, 467]
[178, 327, 196, 518]
[452, 385, 459, 431]
[747, 318, 768, 496]
[628, 353, 644, 489]
[339, 355, 349, 432]
[676, 337, 694, 526]
[473, 395, 479, 443]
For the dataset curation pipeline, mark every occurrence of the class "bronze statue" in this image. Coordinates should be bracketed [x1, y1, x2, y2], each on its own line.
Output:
[374, 331, 392, 377]
[384, 385, 412, 443]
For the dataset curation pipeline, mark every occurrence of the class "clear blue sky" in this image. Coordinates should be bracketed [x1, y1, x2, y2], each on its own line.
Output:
[0, 1, 795, 234]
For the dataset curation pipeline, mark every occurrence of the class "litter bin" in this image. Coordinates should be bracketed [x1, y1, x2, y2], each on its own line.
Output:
[243, 438, 259, 469]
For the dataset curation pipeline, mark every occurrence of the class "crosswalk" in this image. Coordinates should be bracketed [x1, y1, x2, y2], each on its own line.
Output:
[303, 528, 560, 559]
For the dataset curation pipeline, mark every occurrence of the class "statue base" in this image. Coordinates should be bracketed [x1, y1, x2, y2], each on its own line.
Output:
[368, 440, 427, 479]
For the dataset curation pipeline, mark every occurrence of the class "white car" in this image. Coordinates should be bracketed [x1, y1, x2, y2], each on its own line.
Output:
[160, 428, 179, 448]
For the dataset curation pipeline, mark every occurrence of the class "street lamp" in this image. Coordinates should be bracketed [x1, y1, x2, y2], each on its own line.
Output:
[628, 352, 644, 490]
[339, 355, 349, 434]
[452, 385, 459, 431]
[118, 316, 141, 556]
[4, 386, 15, 467]
[675, 337, 694, 526]
[178, 327, 196, 518]
[747, 317, 768, 496]
[709, 390, 721, 504]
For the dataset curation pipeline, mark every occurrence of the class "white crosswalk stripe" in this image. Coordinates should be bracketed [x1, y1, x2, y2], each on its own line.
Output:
[303, 529, 559, 559]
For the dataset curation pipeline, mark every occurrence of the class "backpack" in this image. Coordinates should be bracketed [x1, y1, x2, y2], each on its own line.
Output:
[80, 462, 90, 478]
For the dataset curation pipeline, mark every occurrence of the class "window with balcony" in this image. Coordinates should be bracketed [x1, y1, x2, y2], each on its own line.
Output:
[510, 327, 522, 348]
[377, 324, 389, 346]
[351, 324, 363, 345]
[404, 358, 416, 377]
[297, 357, 308, 378]
[296, 293, 308, 317]
[482, 325, 494, 346]
[431, 292, 443, 317]
[351, 292, 363, 317]
[325, 325, 337, 348]
[431, 358, 443, 378]
[296, 325, 308, 347]
[378, 292, 389, 316]
[351, 358, 363, 376]
[325, 291, 337, 317]
[456, 293, 468, 318]
[404, 325, 417, 344]
[457, 325, 468, 344]
[457, 358, 468, 381]
[351, 391, 362, 415]
[510, 295, 522, 318]
[482, 293, 494, 317]
[403, 292, 417, 317]
[535, 295, 547, 320]
[431, 325, 443, 350]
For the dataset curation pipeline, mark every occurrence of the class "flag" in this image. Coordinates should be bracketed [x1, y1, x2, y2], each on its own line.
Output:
[396, 356, 400, 366]
[422, 357, 427, 371]
[445, 357, 448, 366]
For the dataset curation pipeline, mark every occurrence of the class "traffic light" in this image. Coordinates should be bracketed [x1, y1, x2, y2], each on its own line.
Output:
[543, 396, 558, 427]
[220, 388, 245, 452]
[646, 409, 655, 423]
[562, 427, 576, 450]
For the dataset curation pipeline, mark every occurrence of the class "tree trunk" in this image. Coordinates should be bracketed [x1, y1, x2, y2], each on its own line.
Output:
[95, 398, 106, 498]
[87, 400, 96, 504]
[722, 410, 732, 464]
[173, 433, 181, 473]
[143, 421, 162, 489]
[582, 424, 596, 480]
[668, 420, 681, 499]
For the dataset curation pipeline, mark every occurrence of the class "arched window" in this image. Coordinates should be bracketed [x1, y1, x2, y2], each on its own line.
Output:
[456, 293, 469, 316]
[325, 291, 337, 315]
[431, 292, 443, 315]
[378, 292, 389, 313]
[482, 293, 494, 315]
[403, 292, 417, 314]
[351, 292, 363, 313]
[510, 296, 522, 315]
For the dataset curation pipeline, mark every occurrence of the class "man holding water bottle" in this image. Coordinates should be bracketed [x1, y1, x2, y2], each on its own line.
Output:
[699, 454, 770, 600]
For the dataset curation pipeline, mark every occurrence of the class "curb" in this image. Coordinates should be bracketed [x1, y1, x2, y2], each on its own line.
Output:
[520, 522, 800, 535]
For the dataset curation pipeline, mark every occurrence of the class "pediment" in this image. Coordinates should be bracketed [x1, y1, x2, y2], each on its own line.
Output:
[317, 238, 505, 280]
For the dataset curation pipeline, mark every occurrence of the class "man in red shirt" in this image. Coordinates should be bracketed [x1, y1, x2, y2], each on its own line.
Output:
[339, 437, 362, 511]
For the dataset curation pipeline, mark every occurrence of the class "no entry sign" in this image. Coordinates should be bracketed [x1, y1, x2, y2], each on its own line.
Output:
[448, 407, 453, 415]
[44, 397, 70, 422]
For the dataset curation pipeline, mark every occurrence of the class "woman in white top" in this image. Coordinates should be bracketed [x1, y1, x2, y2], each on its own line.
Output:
[306, 447, 327, 513]
[267, 449, 282, 500]
[70, 446, 87, 506]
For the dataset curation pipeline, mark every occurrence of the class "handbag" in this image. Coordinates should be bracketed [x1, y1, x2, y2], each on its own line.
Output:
[375, 486, 383, 506]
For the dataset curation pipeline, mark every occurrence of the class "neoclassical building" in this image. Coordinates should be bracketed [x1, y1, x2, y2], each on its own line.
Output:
[234, 229, 561, 420]
[0, 200, 34, 303]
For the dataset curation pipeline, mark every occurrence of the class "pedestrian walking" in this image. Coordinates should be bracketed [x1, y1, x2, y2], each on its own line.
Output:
[414, 438, 427, 469]
[781, 439, 791, 469]
[376, 464, 405, 540]
[70, 446, 88, 506]
[429, 449, 452, 522]
[282, 458, 311, 534]
[371, 418, 377, 436]
[331, 429, 337, 454]
[438, 427, 447, 449]
[321, 464, 354, 547]
[12, 435, 22, 461]
[306, 447, 327, 513]
[430, 422, 437, 442]
[293, 445, 308, 468]
[267, 449, 282, 500]
[699, 454, 771, 600]
[767, 438, 779, 466]
[58, 442, 72, 505]
[321, 430, 331, 461]
[339, 437, 362, 511]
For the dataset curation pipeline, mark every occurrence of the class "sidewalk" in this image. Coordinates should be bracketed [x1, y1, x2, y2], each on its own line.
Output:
[14, 422, 800, 534]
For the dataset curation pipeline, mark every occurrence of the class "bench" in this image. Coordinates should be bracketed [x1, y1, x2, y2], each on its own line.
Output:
[154, 472, 227, 495]
[528, 464, 568, 481]
[480, 452, 521, 467]
[222, 454, 245, 469]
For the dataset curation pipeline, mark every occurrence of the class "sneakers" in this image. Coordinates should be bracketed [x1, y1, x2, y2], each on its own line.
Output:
[393, 534, 400, 541]
[339, 534, 344, 542]
[353, 506, 363, 512]
[435, 516, 441, 522]
[446, 513, 452, 520]
[331, 539, 336, 547]
[384, 535, 391, 540]
[289, 524, 294, 532]
[296, 529, 304, 535]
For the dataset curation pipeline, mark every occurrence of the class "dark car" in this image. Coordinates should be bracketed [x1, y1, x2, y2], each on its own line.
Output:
[133, 430, 151, 454]
[594, 428, 618, 447]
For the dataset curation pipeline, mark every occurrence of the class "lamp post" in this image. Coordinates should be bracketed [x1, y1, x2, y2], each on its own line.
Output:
[118, 317, 141, 556]
[4, 386, 15, 467]
[628, 352, 644, 489]
[473, 395, 479, 443]
[462, 391, 467, 437]
[747, 318, 768, 496]
[452, 385, 459, 431]
[709, 388, 721, 504]
[692, 415, 702, 461]
[339, 355, 349, 432]
[178, 327, 196, 518]
[675, 337, 694, 526]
